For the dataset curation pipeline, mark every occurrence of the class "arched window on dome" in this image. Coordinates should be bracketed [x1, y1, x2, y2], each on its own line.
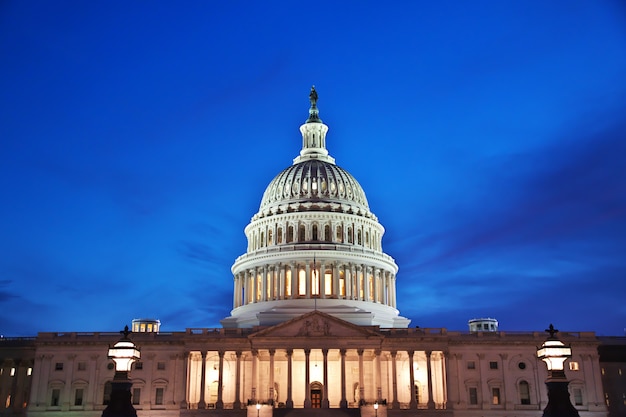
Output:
[298, 268, 306, 296]
[347, 227, 353, 244]
[312, 224, 318, 241]
[260, 232, 265, 248]
[299, 225, 306, 242]
[324, 268, 333, 296]
[277, 227, 283, 244]
[324, 225, 331, 242]
[339, 269, 346, 298]
[336, 225, 343, 243]
[365, 231, 370, 248]
[287, 226, 294, 243]
[267, 229, 273, 246]
[285, 267, 292, 297]
[357, 230, 362, 246]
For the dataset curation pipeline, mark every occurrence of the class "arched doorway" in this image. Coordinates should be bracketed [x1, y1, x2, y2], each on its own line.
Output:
[310, 381, 323, 408]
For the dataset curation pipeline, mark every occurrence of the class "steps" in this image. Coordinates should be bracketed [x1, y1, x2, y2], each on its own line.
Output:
[273, 408, 361, 417]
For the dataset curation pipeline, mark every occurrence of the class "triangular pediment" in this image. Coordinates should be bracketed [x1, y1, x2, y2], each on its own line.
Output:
[250, 310, 382, 339]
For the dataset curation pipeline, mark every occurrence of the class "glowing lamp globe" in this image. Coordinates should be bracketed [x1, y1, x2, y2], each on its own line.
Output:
[537, 324, 571, 373]
[374, 403, 379, 410]
[537, 339, 571, 371]
[108, 327, 140, 373]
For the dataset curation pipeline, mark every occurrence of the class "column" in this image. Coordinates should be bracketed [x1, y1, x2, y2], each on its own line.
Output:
[340, 349, 348, 408]
[262, 265, 268, 301]
[198, 352, 207, 409]
[408, 350, 416, 409]
[443, 351, 451, 410]
[375, 350, 382, 401]
[363, 265, 370, 302]
[372, 268, 378, 302]
[320, 260, 326, 299]
[391, 351, 399, 409]
[355, 266, 361, 300]
[304, 349, 311, 408]
[345, 264, 352, 299]
[269, 350, 275, 404]
[178, 352, 188, 409]
[216, 351, 224, 409]
[426, 350, 434, 410]
[279, 264, 285, 299]
[286, 349, 294, 408]
[333, 262, 340, 298]
[234, 351, 242, 409]
[290, 263, 296, 299]
[10, 360, 21, 410]
[251, 350, 258, 401]
[322, 349, 329, 408]
[233, 274, 240, 307]
[305, 262, 311, 298]
[358, 349, 365, 405]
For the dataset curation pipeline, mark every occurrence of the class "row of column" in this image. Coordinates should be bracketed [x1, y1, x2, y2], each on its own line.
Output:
[233, 262, 397, 308]
[249, 222, 381, 252]
[0, 359, 32, 411]
[187, 349, 442, 409]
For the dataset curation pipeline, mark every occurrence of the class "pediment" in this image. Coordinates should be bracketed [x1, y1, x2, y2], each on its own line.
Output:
[249, 310, 381, 339]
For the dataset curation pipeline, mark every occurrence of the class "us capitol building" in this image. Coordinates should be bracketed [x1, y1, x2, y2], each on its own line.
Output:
[0, 88, 621, 417]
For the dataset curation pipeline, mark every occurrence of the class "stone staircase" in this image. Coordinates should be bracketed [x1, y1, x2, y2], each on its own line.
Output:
[273, 408, 361, 417]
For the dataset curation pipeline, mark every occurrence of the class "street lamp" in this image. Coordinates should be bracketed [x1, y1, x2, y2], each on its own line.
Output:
[102, 326, 141, 417]
[374, 401, 378, 417]
[536, 324, 580, 417]
[256, 402, 261, 417]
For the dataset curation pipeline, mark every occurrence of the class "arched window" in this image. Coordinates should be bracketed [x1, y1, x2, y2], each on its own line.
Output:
[260, 232, 265, 248]
[519, 380, 530, 404]
[357, 230, 362, 245]
[324, 225, 332, 242]
[336, 225, 343, 243]
[347, 227, 353, 244]
[312, 224, 318, 241]
[365, 231, 369, 247]
[287, 226, 294, 243]
[298, 268, 306, 296]
[277, 227, 283, 244]
[299, 225, 306, 242]
[268, 229, 273, 246]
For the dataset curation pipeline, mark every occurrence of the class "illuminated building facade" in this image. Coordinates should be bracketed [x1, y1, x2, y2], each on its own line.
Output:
[0, 88, 614, 417]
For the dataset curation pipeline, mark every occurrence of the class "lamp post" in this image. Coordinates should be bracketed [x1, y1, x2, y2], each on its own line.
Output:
[536, 324, 580, 417]
[102, 326, 141, 417]
[374, 401, 378, 417]
[256, 402, 261, 417]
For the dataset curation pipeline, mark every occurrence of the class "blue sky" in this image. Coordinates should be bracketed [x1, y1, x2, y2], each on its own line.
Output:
[1, 1, 625, 336]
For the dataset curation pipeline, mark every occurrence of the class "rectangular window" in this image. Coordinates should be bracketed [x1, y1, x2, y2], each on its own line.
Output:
[74, 388, 84, 406]
[569, 362, 580, 371]
[467, 361, 476, 370]
[10, 368, 15, 376]
[469, 387, 478, 405]
[51, 389, 60, 406]
[55, 363, 63, 371]
[573, 388, 583, 406]
[132, 388, 141, 405]
[157, 362, 166, 370]
[155, 388, 164, 405]
[489, 361, 498, 370]
[77, 362, 86, 371]
[134, 362, 143, 370]
[492, 387, 501, 405]
[27, 367, 32, 376]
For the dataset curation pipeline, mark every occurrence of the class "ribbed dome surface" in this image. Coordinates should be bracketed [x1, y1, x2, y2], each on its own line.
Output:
[259, 159, 369, 212]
